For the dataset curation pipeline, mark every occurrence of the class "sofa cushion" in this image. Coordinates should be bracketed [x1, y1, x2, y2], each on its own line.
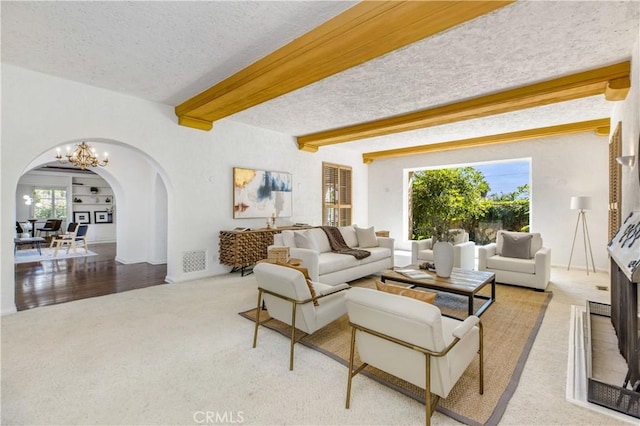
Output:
[501, 232, 533, 259]
[318, 252, 359, 275]
[417, 249, 435, 262]
[355, 226, 378, 248]
[376, 280, 436, 304]
[496, 231, 542, 258]
[359, 247, 391, 264]
[294, 230, 318, 251]
[281, 230, 296, 248]
[307, 228, 332, 253]
[338, 225, 358, 248]
[486, 255, 535, 274]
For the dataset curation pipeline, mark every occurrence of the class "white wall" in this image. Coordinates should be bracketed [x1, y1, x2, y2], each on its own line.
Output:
[1, 64, 367, 314]
[368, 133, 610, 271]
[612, 35, 640, 217]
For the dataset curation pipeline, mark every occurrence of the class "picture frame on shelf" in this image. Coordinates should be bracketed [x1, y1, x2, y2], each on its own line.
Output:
[73, 211, 91, 224]
[94, 211, 112, 224]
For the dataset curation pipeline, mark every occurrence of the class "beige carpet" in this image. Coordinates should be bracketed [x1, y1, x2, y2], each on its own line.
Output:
[242, 277, 552, 426]
[2, 267, 628, 425]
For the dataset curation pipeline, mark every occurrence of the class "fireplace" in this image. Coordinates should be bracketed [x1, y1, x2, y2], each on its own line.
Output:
[587, 211, 640, 417]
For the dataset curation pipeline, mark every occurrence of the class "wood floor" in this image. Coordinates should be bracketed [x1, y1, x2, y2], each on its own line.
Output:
[14, 243, 167, 311]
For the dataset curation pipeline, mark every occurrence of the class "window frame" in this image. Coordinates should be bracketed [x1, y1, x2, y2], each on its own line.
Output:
[32, 187, 68, 220]
[322, 162, 352, 227]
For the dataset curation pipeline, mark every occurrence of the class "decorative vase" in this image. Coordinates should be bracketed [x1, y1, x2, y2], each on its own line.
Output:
[433, 241, 454, 278]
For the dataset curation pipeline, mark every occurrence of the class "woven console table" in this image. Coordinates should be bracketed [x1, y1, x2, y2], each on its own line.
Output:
[219, 226, 310, 276]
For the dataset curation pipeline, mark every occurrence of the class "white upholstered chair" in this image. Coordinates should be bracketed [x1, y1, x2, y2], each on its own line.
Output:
[253, 262, 349, 370]
[344, 287, 483, 426]
[411, 229, 475, 270]
[477, 230, 551, 290]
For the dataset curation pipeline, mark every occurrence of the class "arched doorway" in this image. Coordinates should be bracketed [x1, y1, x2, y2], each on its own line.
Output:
[12, 139, 170, 310]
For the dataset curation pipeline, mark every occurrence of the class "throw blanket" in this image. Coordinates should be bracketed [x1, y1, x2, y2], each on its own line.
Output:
[320, 226, 371, 260]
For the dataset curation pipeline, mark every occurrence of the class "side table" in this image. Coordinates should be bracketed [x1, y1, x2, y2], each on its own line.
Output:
[14, 237, 46, 255]
[219, 226, 311, 276]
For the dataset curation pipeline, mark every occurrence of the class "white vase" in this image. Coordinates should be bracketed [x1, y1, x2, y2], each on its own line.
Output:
[433, 241, 454, 278]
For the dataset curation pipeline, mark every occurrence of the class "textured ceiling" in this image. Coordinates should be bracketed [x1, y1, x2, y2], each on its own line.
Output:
[1, 1, 356, 105]
[2, 1, 639, 154]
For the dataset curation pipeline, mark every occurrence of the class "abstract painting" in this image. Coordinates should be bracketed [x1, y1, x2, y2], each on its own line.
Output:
[233, 168, 292, 219]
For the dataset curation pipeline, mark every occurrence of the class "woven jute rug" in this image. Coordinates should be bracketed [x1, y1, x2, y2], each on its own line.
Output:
[241, 277, 552, 426]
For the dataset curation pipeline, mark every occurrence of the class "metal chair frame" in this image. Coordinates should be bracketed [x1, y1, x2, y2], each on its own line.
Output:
[345, 320, 483, 426]
[252, 286, 349, 370]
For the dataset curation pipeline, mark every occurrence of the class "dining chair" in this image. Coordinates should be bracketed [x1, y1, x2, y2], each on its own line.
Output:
[52, 224, 89, 256]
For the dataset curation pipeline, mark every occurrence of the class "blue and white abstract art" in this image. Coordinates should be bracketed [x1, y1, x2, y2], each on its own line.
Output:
[233, 168, 292, 219]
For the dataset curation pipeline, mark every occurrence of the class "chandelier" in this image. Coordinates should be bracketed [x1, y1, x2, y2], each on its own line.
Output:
[56, 141, 109, 170]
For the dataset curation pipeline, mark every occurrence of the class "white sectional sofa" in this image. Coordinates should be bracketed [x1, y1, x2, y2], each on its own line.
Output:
[272, 226, 394, 286]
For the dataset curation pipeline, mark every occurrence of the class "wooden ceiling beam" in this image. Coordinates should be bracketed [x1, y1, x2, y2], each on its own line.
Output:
[362, 118, 610, 163]
[174, 1, 514, 130]
[299, 62, 630, 152]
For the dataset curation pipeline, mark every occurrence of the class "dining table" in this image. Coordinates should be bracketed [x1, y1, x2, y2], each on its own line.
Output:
[27, 219, 38, 237]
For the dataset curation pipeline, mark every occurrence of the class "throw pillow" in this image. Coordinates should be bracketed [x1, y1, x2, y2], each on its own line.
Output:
[375, 280, 436, 304]
[338, 225, 358, 248]
[355, 226, 378, 248]
[277, 263, 319, 306]
[501, 232, 533, 259]
[294, 230, 318, 251]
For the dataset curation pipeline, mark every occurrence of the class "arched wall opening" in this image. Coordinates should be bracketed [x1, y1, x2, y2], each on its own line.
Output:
[10, 138, 172, 311]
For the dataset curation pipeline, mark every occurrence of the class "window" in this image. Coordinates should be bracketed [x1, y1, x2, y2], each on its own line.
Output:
[33, 188, 67, 219]
[609, 122, 622, 240]
[322, 162, 352, 226]
[408, 159, 530, 244]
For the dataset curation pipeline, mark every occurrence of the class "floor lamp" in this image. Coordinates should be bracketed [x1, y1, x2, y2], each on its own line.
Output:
[567, 196, 596, 274]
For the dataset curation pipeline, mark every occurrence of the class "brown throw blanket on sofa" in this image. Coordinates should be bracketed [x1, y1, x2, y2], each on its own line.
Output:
[320, 226, 371, 260]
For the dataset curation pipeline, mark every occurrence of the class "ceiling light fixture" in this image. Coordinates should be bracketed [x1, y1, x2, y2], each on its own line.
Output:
[56, 141, 109, 170]
[615, 155, 635, 167]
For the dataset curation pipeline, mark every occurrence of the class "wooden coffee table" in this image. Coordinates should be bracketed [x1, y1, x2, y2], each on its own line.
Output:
[380, 266, 496, 317]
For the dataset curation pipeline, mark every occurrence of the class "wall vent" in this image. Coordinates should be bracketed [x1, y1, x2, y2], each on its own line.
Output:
[183, 250, 207, 273]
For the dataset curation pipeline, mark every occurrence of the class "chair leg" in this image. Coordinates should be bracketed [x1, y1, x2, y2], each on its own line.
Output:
[425, 355, 431, 426]
[252, 289, 263, 349]
[289, 301, 297, 371]
[479, 322, 484, 395]
[345, 327, 357, 409]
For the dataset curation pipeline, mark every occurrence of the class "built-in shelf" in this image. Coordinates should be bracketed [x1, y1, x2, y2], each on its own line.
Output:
[71, 177, 116, 229]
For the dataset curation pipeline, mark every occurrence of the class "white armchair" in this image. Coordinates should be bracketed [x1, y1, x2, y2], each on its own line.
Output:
[252, 262, 349, 370]
[477, 230, 551, 290]
[344, 287, 483, 426]
[411, 229, 475, 270]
